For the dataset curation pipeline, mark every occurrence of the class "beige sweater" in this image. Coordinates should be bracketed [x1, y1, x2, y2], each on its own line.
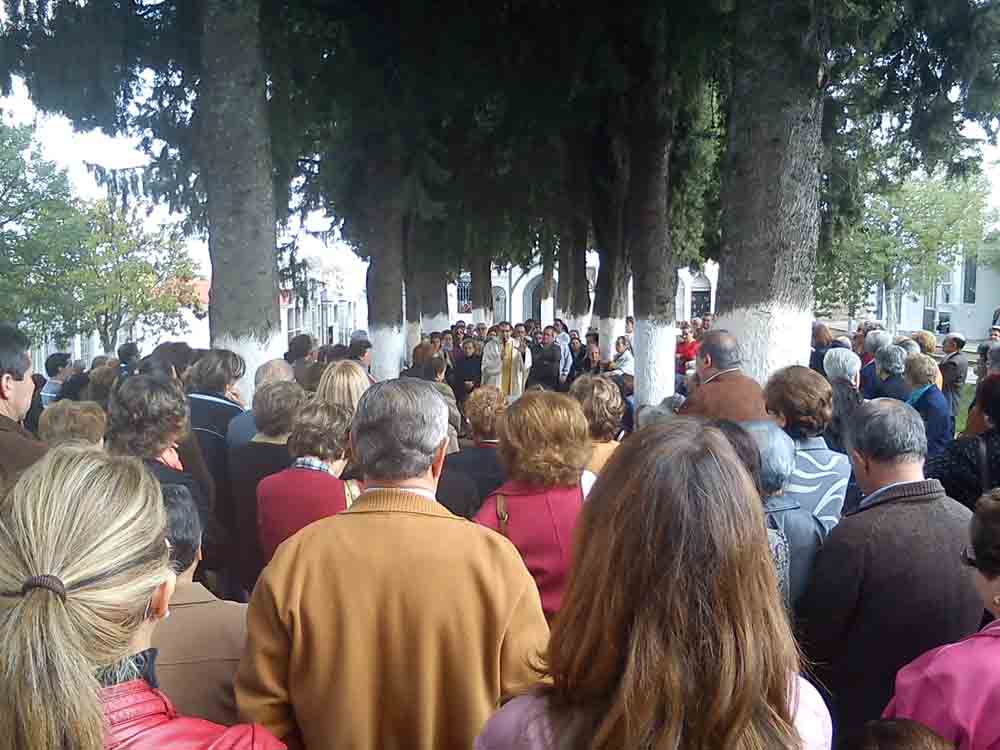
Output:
[236, 488, 549, 750]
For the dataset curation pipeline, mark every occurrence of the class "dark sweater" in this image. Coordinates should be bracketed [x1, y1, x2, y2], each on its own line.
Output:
[798, 480, 981, 748]
[926, 428, 1000, 511]
[872, 374, 911, 402]
[443, 444, 505, 515]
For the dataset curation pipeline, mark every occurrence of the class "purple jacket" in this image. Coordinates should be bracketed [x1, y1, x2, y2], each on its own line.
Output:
[884, 620, 1000, 750]
[476, 677, 832, 750]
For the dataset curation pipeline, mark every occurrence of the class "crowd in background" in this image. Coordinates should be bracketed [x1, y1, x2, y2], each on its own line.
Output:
[0, 312, 999, 750]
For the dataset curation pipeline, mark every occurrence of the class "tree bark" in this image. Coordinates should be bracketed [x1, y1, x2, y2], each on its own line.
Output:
[630, 94, 678, 407]
[559, 130, 593, 332]
[365, 162, 406, 380]
[199, 0, 282, 398]
[469, 251, 493, 325]
[715, 0, 826, 383]
[403, 246, 422, 360]
[416, 269, 450, 332]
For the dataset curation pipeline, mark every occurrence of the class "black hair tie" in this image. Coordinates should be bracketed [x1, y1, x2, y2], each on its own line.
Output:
[22, 575, 67, 601]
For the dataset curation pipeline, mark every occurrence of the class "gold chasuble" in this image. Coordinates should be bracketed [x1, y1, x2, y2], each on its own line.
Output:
[500, 339, 514, 396]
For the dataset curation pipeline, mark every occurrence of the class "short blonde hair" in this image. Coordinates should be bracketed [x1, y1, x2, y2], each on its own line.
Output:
[0, 446, 169, 750]
[498, 391, 592, 488]
[904, 353, 940, 388]
[316, 359, 370, 414]
[569, 375, 624, 442]
[911, 330, 937, 356]
[38, 401, 107, 447]
[464, 386, 506, 439]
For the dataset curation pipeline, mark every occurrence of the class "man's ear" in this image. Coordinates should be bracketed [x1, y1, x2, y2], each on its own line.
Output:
[0, 373, 13, 402]
[430, 439, 448, 480]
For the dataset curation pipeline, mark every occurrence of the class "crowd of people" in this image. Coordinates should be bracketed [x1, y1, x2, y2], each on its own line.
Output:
[0, 312, 999, 750]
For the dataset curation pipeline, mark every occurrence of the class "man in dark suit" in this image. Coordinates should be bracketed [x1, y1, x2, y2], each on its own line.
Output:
[0, 324, 46, 484]
[525, 326, 561, 391]
[939, 332, 968, 423]
[678, 330, 769, 422]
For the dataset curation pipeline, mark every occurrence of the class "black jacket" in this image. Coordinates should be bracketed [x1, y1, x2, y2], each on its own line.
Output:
[443, 445, 505, 512]
[926, 428, 1000, 511]
[798, 480, 981, 748]
[940, 352, 969, 417]
[763, 494, 825, 609]
[872, 374, 911, 402]
[527, 344, 561, 390]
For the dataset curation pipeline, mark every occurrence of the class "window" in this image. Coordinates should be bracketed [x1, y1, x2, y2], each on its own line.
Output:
[457, 274, 472, 314]
[940, 280, 952, 305]
[964, 253, 978, 304]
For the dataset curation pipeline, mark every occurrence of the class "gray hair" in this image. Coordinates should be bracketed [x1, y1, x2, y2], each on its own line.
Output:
[636, 395, 686, 429]
[254, 358, 295, 388]
[351, 379, 449, 480]
[895, 338, 921, 356]
[989, 342, 1000, 372]
[847, 398, 927, 464]
[741, 420, 796, 497]
[875, 345, 906, 377]
[864, 330, 893, 355]
[824, 348, 862, 383]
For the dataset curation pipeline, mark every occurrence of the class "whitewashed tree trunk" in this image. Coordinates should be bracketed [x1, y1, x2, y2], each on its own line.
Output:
[471, 307, 493, 326]
[713, 305, 813, 384]
[596, 317, 626, 361]
[422, 313, 451, 333]
[633, 320, 676, 406]
[540, 295, 555, 325]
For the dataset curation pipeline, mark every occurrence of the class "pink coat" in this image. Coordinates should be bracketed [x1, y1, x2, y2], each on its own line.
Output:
[884, 620, 1000, 750]
[474, 480, 583, 619]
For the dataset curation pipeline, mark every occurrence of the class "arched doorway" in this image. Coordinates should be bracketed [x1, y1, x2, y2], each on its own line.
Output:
[691, 273, 712, 319]
[523, 276, 542, 323]
[492, 286, 508, 321]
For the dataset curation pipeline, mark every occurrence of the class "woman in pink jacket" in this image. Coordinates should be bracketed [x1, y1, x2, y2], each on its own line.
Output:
[884, 488, 1000, 749]
[475, 391, 592, 620]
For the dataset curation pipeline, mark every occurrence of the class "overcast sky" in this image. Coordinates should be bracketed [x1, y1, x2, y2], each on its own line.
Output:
[0, 77, 369, 295]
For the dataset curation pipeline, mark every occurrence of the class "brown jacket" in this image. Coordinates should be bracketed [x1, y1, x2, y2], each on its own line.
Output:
[0, 415, 46, 486]
[236, 488, 549, 750]
[679, 369, 769, 422]
[152, 581, 247, 726]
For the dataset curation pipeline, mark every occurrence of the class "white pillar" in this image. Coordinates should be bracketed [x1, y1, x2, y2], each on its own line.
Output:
[713, 304, 812, 384]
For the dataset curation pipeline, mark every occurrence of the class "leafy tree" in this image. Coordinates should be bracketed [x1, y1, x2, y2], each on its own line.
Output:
[0, 119, 87, 338]
[68, 201, 201, 352]
[816, 172, 995, 331]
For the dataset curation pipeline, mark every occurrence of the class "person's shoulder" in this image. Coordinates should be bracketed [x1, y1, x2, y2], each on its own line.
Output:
[476, 694, 552, 750]
[791, 676, 832, 750]
[198, 721, 286, 750]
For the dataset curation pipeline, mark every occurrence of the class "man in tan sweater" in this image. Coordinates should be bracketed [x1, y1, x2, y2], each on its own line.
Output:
[236, 379, 549, 750]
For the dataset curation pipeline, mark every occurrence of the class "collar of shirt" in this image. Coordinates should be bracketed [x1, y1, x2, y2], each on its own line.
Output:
[293, 457, 335, 475]
[701, 368, 741, 386]
[360, 486, 437, 502]
[858, 480, 926, 511]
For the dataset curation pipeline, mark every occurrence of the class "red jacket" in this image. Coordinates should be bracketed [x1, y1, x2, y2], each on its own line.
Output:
[103, 679, 284, 749]
[474, 480, 583, 619]
[257, 468, 349, 563]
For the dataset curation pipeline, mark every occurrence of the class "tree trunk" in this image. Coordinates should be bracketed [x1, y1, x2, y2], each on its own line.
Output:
[417, 269, 450, 333]
[566, 226, 592, 333]
[715, 1, 826, 383]
[366, 174, 406, 380]
[591, 112, 631, 360]
[469, 252, 493, 325]
[200, 0, 282, 400]
[541, 250, 555, 325]
[403, 258, 421, 362]
[630, 101, 677, 408]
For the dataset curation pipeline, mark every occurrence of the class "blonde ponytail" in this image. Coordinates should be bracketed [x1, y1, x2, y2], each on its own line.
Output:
[0, 445, 169, 750]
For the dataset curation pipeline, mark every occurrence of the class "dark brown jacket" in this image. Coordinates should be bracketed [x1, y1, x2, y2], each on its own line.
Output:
[0, 415, 46, 486]
[798, 480, 982, 748]
[679, 369, 769, 422]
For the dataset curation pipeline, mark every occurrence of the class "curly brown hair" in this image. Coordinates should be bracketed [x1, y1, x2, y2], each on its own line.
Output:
[569, 375, 624, 442]
[38, 401, 107, 447]
[464, 386, 506, 439]
[107, 375, 189, 459]
[288, 399, 353, 462]
[498, 391, 592, 488]
[764, 365, 833, 439]
[253, 380, 307, 437]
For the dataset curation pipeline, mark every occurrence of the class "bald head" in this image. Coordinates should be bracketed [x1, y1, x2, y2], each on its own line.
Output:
[255, 358, 295, 388]
[698, 330, 742, 374]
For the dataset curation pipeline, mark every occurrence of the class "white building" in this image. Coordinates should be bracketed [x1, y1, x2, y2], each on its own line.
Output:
[867, 253, 1000, 340]
[444, 251, 719, 328]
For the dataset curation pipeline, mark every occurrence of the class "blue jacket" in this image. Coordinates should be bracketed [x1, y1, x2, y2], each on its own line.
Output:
[860, 360, 879, 400]
[912, 385, 953, 458]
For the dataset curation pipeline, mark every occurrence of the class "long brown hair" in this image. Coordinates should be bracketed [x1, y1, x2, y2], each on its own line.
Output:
[542, 417, 801, 750]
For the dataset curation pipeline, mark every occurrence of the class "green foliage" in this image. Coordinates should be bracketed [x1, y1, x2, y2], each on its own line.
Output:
[68, 201, 201, 351]
[815, 172, 995, 322]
